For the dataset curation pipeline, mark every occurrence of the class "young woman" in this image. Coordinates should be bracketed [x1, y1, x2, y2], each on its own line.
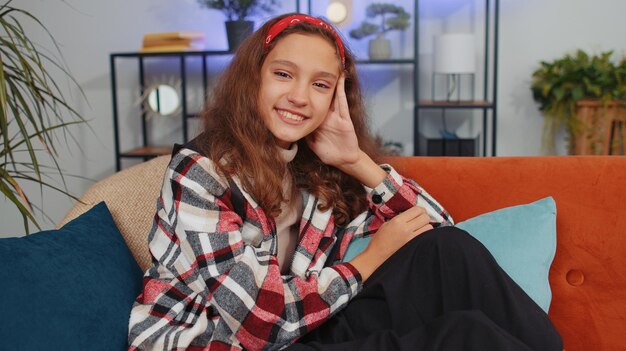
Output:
[128, 13, 562, 351]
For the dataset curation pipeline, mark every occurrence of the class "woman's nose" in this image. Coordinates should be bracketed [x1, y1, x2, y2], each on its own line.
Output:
[287, 83, 308, 107]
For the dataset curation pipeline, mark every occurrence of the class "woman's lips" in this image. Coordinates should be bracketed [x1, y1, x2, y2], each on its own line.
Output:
[276, 108, 306, 124]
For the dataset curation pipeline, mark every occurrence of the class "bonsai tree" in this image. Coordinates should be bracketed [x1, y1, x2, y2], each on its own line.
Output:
[196, 0, 280, 21]
[349, 3, 410, 40]
[1, 1, 87, 233]
[530, 49, 626, 154]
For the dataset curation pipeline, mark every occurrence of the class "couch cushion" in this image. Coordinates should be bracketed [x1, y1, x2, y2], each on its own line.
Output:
[59, 155, 170, 271]
[0, 202, 143, 350]
[343, 197, 557, 313]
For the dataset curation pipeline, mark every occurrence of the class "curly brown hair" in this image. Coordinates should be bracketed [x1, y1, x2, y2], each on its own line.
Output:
[199, 13, 384, 225]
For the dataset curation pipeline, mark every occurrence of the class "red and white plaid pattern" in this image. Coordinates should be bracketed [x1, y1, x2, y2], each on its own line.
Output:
[128, 147, 452, 350]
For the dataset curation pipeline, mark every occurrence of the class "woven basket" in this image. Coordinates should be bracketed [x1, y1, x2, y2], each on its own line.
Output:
[571, 100, 626, 155]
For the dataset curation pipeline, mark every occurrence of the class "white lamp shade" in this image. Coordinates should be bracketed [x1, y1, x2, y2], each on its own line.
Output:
[434, 33, 476, 74]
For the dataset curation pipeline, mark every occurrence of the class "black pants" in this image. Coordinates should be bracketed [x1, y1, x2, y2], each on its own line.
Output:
[288, 227, 563, 351]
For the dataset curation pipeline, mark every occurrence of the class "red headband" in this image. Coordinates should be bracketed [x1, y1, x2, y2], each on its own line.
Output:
[264, 14, 346, 67]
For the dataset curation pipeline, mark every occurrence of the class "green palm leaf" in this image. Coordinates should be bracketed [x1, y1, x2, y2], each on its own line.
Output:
[1, 1, 88, 233]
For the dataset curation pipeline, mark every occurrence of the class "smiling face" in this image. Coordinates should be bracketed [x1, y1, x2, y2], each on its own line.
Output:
[258, 32, 342, 149]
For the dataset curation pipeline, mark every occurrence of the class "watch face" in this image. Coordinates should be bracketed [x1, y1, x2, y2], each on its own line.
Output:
[326, 2, 348, 24]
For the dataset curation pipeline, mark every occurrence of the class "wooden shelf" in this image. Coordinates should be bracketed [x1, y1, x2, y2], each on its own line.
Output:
[111, 50, 231, 58]
[120, 146, 172, 158]
[355, 58, 415, 65]
[416, 100, 494, 109]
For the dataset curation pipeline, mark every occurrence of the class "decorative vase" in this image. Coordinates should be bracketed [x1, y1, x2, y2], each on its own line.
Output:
[225, 20, 254, 51]
[368, 37, 391, 60]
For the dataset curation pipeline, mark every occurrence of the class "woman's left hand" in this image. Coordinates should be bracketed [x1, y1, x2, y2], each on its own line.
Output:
[306, 74, 360, 167]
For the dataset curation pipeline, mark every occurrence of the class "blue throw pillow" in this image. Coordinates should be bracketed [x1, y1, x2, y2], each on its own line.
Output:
[0, 202, 143, 350]
[343, 197, 557, 313]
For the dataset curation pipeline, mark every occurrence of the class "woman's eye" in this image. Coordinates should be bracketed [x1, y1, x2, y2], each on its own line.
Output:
[274, 71, 290, 78]
[313, 82, 330, 89]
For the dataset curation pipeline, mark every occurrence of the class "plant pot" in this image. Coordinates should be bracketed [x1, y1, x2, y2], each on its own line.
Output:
[225, 20, 254, 52]
[368, 37, 391, 60]
[570, 100, 626, 155]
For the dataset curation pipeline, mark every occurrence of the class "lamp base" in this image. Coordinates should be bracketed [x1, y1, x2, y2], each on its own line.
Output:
[431, 73, 475, 102]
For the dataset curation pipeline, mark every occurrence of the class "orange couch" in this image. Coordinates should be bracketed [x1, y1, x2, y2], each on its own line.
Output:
[63, 155, 626, 351]
[386, 156, 626, 351]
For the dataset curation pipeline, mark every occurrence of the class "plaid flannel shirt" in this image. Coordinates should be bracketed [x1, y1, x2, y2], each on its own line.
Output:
[128, 147, 452, 351]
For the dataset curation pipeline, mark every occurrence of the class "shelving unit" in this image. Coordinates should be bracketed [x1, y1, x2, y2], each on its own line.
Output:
[110, 50, 231, 171]
[305, 0, 499, 156]
[414, 0, 500, 156]
[110, 0, 499, 170]
[110, 0, 307, 170]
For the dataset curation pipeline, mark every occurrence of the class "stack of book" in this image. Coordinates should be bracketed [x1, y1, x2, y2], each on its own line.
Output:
[140, 32, 205, 53]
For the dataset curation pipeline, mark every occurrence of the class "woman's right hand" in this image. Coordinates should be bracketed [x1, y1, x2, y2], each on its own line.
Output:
[350, 206, 433, 281]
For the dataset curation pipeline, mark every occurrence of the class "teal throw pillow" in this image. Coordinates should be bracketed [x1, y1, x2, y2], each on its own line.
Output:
[455, 197, 557, 312]
[0, 202, 144, 350]
[343, 197, 557, 313]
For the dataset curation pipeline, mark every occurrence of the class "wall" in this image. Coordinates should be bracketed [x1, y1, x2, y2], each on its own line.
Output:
[1, 0, 625, 237]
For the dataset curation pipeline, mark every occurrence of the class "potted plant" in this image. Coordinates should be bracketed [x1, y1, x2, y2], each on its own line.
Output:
[1, 2, 87, 233]
[349, 3, 410, 60]
[531, 50, 626, 154]
[196, 0, 280, 51]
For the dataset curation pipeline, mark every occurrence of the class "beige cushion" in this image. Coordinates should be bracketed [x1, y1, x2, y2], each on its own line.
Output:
[59, 156, 170, 271]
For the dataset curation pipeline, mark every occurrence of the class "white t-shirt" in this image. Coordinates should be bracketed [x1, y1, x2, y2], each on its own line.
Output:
[275, 144, 303, 274]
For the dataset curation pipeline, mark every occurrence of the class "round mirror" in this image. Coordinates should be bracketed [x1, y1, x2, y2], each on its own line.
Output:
[147, 84, 180, 116]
